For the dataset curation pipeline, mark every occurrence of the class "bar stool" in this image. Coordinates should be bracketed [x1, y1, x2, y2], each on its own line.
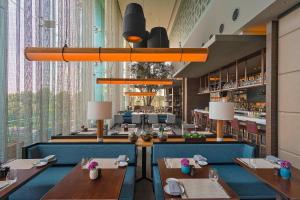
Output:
[230, 119, 240, 140]
[246, 121, 266, 157]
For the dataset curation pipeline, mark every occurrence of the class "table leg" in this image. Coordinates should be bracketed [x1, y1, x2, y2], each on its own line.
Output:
[136, 147, 152, 182]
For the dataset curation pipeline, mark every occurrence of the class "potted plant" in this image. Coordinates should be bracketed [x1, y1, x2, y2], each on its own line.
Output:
[158, 125, 168, 141]
[183, 133, 206, 142]
[279, 160, 292, 180]
[87, 161, 99, 180]
[128, 132, 138, 143]
[141, 130, 153, 142]
[180, 158, 190, 174]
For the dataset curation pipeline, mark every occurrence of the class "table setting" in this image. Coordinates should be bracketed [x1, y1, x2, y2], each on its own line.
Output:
[81, 155, 129, 180]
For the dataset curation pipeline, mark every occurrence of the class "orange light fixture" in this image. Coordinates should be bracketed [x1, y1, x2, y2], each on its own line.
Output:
[96, 78, 173, 85]
[127, 36, 143, 43]
[125, 92, 156, 96]
[24, 47, 208, 62]
[209, 77, 220, 81]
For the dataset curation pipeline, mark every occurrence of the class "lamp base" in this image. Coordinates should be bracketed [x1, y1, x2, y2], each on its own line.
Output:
[96, 136, 103, 142]
[216, 137, 224, 142]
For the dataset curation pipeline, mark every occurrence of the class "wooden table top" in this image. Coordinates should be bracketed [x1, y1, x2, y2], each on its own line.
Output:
[235, 158, 300, 199]
[157, 159, 238, 200]
[0, 161, 53, 199]
[42, 164, 126, 200]
[49, 137, 237, 147]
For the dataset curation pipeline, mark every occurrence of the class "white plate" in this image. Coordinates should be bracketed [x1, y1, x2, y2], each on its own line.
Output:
[166, 178, 179, 184]
[34, 161, 48, 167]
[164, 184, 184, 196]
[118, 161, 128, 167]
[197, 160, 208, 166]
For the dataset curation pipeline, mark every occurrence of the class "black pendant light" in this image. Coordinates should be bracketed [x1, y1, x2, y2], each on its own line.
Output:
[123, 3, 146, 43]
[147, 27, 169, 48]
[133, 31, 149, 48]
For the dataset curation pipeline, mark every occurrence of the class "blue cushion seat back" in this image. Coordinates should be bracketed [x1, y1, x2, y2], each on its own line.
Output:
[152, 143, 254, 165]
[26, 143, 136, 165]
[158, 114, 167, 123]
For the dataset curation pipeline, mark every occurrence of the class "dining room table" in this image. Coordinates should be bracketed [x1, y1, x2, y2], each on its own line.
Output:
[42, 161, 127, 200]
[0, 159, 55, 199]
[235, 158, 300, 200]
[158, 159, 239, 199]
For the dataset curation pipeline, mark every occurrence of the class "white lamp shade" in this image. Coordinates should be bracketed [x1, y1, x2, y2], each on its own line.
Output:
[209, 102, 234, 120]
[87, 101, 112, 120]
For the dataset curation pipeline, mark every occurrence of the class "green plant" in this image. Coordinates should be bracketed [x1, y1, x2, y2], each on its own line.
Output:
[183, 133, 205, 139]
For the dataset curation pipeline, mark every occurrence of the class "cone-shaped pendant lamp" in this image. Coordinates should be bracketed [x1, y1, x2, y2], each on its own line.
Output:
[133, 31, 149, 48]
[147, 27, 169, 48]
[123, 3, 145, 43]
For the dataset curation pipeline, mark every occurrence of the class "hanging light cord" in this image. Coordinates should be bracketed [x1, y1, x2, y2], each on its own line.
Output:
[62, 0, 70, 62]
[99, 47, 102, 62]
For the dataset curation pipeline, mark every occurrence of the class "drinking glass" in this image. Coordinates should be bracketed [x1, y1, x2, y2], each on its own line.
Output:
[81, 158, 87, 167]
[6, 169, 17, 183]
[209, 168, 218, 181]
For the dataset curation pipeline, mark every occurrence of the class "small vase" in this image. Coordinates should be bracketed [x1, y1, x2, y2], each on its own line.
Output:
[89, 169, 98, 180]
[280, 168, 291, 180]
[181, 165, 190, 174]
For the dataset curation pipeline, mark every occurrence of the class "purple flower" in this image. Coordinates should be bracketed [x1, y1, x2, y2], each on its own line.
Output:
[280, 160, 291, 169]
[87, 161, 98, 170]
[181, 158, 190, 167]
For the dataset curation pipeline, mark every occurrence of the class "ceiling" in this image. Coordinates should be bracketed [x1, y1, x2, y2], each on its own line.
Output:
[117, 0, 178, 32]
[174, 35, 266, 78]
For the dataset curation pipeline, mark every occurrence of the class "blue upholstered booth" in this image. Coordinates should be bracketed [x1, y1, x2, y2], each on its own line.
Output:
[151, 142, 276, 200]
[158, 114, 167, 123]
[123, 111, 133, 123]
[9, 143, 136, 200]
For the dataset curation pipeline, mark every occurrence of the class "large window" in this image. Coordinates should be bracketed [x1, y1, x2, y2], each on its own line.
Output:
[3, 0, 96, 160]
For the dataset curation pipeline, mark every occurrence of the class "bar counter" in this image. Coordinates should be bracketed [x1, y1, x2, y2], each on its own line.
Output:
[194, 109, 266, 125]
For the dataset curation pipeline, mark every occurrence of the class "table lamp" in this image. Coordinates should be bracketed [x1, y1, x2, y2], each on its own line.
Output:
[87, 101, 112, 141]
[209, 102, 234, 141]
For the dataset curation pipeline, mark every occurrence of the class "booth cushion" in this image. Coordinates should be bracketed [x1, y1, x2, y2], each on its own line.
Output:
[152, 143, 254, 164]
[212, 165, 276, 199]
[153, 166, 164, 200]
[120, 166, 135, 200]
[25, 143, 136, 165]
[9, 166, 73, 200]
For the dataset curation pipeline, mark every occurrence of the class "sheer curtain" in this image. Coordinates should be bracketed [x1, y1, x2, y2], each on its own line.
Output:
[0, 0, 8, 161]
[104, 0, 126, 125]
[2, 0, 95, 161]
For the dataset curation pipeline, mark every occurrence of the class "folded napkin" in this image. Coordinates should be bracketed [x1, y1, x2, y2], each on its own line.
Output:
[40, 155, 56, 163]
[117, 155, 128, 162]
[168, 180, 182, 196]
[266, 155, 280, 164]
[0, 181, 9, 190]
[193, 155, 207, 162]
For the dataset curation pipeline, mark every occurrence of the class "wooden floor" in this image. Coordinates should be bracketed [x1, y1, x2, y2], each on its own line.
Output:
[135, 147, 154, 200]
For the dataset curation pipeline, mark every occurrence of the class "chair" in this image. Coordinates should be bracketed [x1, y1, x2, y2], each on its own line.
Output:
[165, 114, 176, 126]
[147, 114, 158, 125]
[114, 114, 124, 126]
[131, 114, 141, 126]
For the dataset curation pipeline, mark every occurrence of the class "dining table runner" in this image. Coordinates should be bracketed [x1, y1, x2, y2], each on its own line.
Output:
[179, 178, 230, 199]
[238, 158, 280, 169]
[2, 159, 40, 170]
[83, 158, 119, 169]
[164, 158, 201, 168]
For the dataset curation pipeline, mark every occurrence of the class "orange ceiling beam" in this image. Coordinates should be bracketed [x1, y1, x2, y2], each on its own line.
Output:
[24, 47, 208, 62]
[125, 92, 156, 96]
[96, 78, 173, 85]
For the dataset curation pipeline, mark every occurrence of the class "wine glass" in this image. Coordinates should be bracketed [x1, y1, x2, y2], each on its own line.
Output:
[209, 168, 218, 182]
[6, 169, 17, 183]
